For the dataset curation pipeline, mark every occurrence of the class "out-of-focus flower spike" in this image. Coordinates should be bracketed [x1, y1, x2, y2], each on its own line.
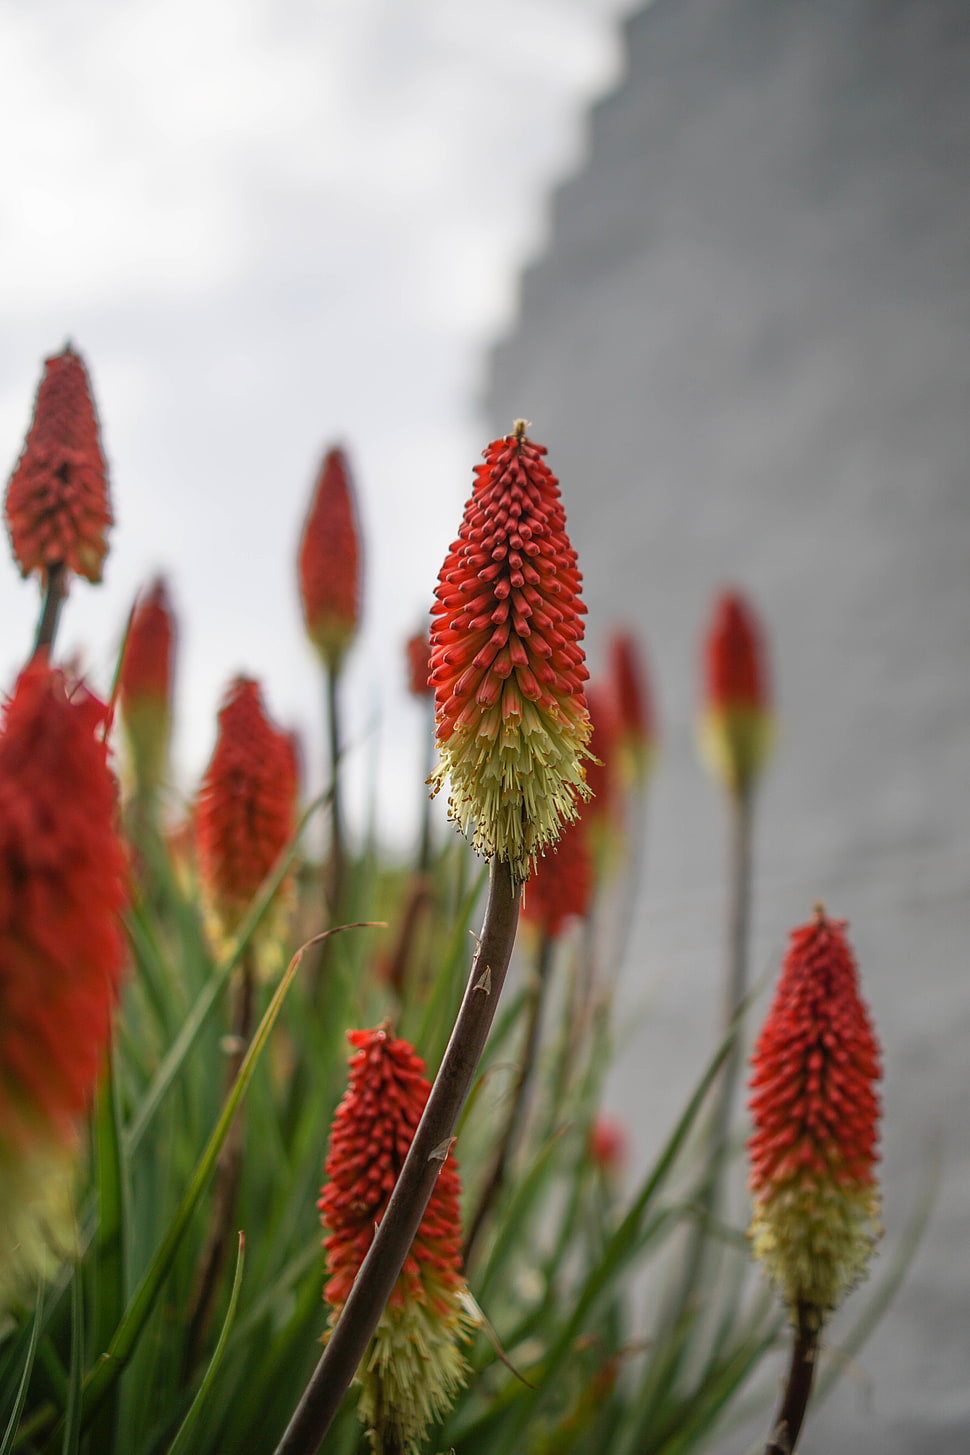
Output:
[0, 661, 128, 1305]
[748, 905, 882, 1317]
[118, 576, 177, 798]
[589, 1114, 630, 1180]
[5, 345, 113, 588]
[609, 630, 657, 789]
[298, 445, 362, 673]
[521, 812, 594, 940]
[405, 627, 433, 699]
[195, 677, 299, 943]
[699, 589, 773, 797]
[319, 1025, 475, 1453]
[429, 421, 592, 879]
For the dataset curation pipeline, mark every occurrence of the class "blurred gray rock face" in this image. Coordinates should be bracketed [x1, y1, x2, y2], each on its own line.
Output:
[488, 2, 970, 1450]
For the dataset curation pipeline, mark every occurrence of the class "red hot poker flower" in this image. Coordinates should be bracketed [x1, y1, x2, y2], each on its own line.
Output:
[699, 589, 773, 796]
[748, 906, 882, 1315]
[405, 627, 433, 699]
[118, 577, 177, 795]
[0, 661, 128, 1301]
[319, 1026, 474, 1453]
[195, 677, 299, 938]
[430, 422, 592, 878]
[5, 345, 113, 586]
[608, 630, 657, 788]
[521, 810, 594, 940]
[298, 446, 362, 673]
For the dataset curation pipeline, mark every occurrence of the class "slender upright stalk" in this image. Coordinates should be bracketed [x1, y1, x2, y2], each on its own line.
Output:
[709, 781, 754, 1164]
[33, 561, 67, 655]
[463, 931, 553, 1266]
[184, 945, 257, 1369]
[762, 1303, 820, 1454]
[325, 665, 345, 913]
[275, 857, 521, 1455]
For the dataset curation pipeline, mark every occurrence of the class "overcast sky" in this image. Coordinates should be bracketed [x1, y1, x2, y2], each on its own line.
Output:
[0, 0, 636, 845]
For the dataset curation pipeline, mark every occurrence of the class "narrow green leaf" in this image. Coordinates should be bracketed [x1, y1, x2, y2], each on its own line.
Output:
[61, 1275, 83, 1455]
[165, 1231, 245, 1455]
[0, 1289, 43, 1455]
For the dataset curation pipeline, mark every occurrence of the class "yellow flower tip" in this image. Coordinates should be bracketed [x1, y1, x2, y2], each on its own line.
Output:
[0, 1136, 77, 1311]
[430, 428, 592, 879]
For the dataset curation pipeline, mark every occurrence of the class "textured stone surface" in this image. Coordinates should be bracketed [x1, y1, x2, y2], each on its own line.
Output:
[488, 1, 970, 1449]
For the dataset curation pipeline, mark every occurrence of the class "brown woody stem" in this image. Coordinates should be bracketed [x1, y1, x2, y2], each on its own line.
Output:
[762, 1303, 821, 1454]
[34, 561, 67, 656]
[274, 856, 521, 1455]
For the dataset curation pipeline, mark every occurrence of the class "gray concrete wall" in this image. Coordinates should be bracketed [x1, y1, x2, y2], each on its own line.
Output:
[488, 2, 970, 1450]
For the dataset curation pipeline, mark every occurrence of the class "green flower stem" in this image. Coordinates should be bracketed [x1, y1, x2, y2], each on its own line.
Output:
[709, 781, 755, 1164]
[33, 561, 67, 656]
[325, 664, 345, 914]
[275, 856, 522, 1455]
[762, 1303, 820, 1455]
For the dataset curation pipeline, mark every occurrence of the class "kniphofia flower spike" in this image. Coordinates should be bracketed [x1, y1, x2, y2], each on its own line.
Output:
[118, 576, 177, 797]
[748, 906, 882, 1316]
[0, 660, 128, 1304]
[298, 445, 362, 673]
[699, 589, 773, 796]
[195, 677, 299, 941]
[5, 345, 113, 587]
[430, 422, 592, 879]
[609, 630, 656, 789]
[319, 1026, 474, 1453]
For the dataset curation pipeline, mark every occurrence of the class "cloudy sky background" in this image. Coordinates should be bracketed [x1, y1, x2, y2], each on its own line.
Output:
[0, 0, 636, 842]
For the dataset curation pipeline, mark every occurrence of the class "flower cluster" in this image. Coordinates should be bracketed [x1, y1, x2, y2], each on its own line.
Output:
[319, 1026, 474, 1453]
[430, 423, 592, 878]
[119, 576, 177, 797]
[699, 589, 772, 796]
[748, 907, 882, 1315]
[0, 661, 128, 1301]
[5, 345, 113, 587]
[298, 445, 362, 672]
[195, 677, 299, 939]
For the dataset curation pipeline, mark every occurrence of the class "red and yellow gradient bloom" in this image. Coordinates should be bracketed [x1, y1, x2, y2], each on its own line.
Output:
[699, 589, 773, 796]
[195, 677, 299, 940]
[118, 577, 177, 796]
[298, 446, 362, 673]
[521, 811, 594, 940]
[405, 628, 433, 699]
[608, 630, 656, 789]
[748, 906, 882, 1315]
[0, 661, 128, 1301]
[319, 1026, 474, 1453]
[5, 345, 113, 587]
[430, 423, 592, 878]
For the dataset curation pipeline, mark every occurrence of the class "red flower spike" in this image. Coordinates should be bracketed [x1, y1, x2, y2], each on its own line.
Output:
[747, 906, 882, 1315]
[119, 577, 177, 794]
[521, 811, 594, 940]
[195, 677, 299, 938]
[319, 1026, 474, 1452]
[5, 345, 113, 586]
[429, 422, 592, 878]
[298, 446, 362, 672]
[589, 1114, 630, 1178]
[608, 630, 656, 788]
[699, 589, 773, 795]
[405, 628, 433, 699]
[0, 661, 128, 1301]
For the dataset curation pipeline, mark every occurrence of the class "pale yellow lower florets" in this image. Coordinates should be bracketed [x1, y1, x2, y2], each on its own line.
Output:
[698, 705, 774, 797]
[355, 1283, 478, 1454]
[431, 696, 592, 880]
[749, 1176, 881, 1315]
[0, 1136, 77, 1312]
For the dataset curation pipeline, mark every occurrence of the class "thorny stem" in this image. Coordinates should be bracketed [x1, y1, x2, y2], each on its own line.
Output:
[33, 561, 67, 656]
[463, 931, 554, 1266]
[274, 857, 521, 1455]
[762, 1303, 820, 1454]
[184, 945, 257, 1370]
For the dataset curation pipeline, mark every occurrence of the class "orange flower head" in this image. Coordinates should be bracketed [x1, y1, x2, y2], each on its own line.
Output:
[319, 1026, 474, 1452]
[405, 628, 433, 699]
[429, 422, 592, 878]
[0, 660, 129, 1301]
[608, 630, 657, 787]
[118, 577, 177, 794]
[699, 589, 773, 795]
[589, 1114, 630, 1178]
[298, 445, 362, 672]
[521, 811, 594, 940]
[5, 345, 113, 586]
[195, 677, 299, 938]
[748, 906, 882, 1314]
